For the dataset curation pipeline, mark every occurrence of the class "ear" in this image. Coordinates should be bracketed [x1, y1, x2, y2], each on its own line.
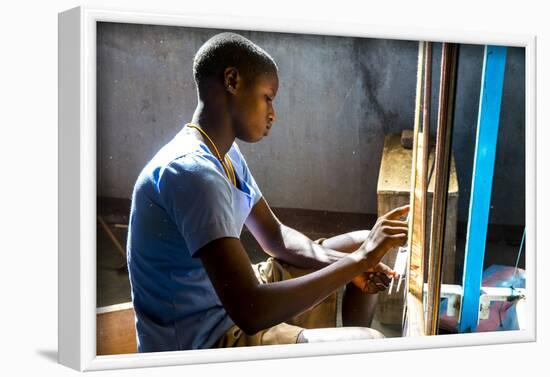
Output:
[223, 67, 240, 95]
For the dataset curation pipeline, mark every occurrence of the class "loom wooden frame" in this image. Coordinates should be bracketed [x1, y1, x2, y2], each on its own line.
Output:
[404, 41, 459, 337]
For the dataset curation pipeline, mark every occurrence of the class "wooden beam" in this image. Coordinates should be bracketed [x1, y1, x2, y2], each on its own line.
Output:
[98, 215, 128, 271]
[420, 41, 432, 266]
[404, 42, 458, 337]
[426, 43, 458, 335]
[404, 41, 427, 337]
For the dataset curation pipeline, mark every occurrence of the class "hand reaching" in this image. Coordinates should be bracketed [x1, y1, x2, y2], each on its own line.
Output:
[351, 262, 399, 293]
[356, 204, 409, 271]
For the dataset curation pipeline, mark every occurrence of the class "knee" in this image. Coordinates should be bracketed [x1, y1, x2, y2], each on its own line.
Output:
[297, 327, 385, 343]
[359, 327, 385, 339]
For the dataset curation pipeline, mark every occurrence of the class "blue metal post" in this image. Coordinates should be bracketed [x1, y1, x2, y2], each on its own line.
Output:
[459, 46, 507, 333]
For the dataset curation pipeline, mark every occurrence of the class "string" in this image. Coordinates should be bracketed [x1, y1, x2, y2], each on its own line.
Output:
[511, 227, 526, 289]
[186, 123, 237, 187]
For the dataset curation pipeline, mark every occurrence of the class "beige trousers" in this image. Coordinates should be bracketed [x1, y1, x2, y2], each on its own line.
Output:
[215, 254, 344, 348]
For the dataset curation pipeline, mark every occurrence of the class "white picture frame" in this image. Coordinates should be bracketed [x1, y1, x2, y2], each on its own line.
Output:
[58, 5, 537, 372]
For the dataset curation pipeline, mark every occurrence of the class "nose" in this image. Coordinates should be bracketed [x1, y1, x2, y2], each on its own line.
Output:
[268, 106, 276, 125]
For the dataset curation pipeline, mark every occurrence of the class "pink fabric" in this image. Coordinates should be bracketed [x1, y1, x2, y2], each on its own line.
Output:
[438, 265, 524, 332]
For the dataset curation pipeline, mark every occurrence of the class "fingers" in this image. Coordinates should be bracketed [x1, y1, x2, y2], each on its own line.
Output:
[351, 275, 369, 292]
[365, 234, 407, 267]
[383, 226, 409, 235]
[366, 272, 390, 292]
[366, 279, 380, 293]
[373, 262, 399, 279]
[372, 272, 391, 289]
[388, 233, 408, 247]
[383, 205, 410, 221]
[383, 219, 408, 228]
[355, 269, 395, 293]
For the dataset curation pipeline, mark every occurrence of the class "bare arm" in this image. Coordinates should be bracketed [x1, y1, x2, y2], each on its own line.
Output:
[244, 197, 352, 269]
[198, 237, 368, 334]
[199, 204, 409, 334]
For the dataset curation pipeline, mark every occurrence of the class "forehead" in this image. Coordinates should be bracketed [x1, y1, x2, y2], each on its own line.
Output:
[250, 71, 279, 92]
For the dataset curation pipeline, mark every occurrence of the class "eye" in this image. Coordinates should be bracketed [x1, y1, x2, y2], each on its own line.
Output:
[265, 95, 273, 102]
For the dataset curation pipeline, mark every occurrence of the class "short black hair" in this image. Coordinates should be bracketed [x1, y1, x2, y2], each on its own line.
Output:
[193, 32, 278, 89]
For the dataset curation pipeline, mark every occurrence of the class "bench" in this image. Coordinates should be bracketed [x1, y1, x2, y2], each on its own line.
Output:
[96, 302, 137, 355]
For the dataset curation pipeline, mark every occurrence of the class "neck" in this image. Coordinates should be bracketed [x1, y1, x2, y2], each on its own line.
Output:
[190, 100, 235, 157]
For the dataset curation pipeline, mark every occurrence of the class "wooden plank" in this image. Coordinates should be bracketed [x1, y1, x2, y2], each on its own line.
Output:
[404, 41, 426, 337]
[420, 42, 432, 282]
[96, 305, 137, 355]
[405, 294, 425, 337]
[98, 215, 127, 260]
[377, 135, 458, 195]
[426, 43, 458, 335]
[405, 42, 433, 338]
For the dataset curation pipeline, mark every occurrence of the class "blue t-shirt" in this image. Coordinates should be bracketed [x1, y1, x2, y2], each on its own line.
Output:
[127, 126, 262, 352]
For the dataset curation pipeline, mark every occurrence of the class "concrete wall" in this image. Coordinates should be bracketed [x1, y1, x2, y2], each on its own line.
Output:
[97, 23, 525, 226]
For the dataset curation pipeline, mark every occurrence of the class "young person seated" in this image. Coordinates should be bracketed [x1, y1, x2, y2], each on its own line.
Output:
[127, 32, 409, 352]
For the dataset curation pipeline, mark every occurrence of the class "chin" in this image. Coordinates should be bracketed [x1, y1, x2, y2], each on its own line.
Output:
[250, 128, 269, 142]
[253, 134, 266, 142]
[239, 133, 264, 143]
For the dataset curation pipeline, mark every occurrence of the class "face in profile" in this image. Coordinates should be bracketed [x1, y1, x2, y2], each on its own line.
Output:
[231, 70, 279, 142]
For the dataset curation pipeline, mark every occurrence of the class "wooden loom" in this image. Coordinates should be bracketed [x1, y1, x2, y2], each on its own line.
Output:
[403, 41, 458, 336]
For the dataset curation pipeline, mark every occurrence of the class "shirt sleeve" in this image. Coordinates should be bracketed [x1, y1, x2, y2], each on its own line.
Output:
[157, 155, 240, 256]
